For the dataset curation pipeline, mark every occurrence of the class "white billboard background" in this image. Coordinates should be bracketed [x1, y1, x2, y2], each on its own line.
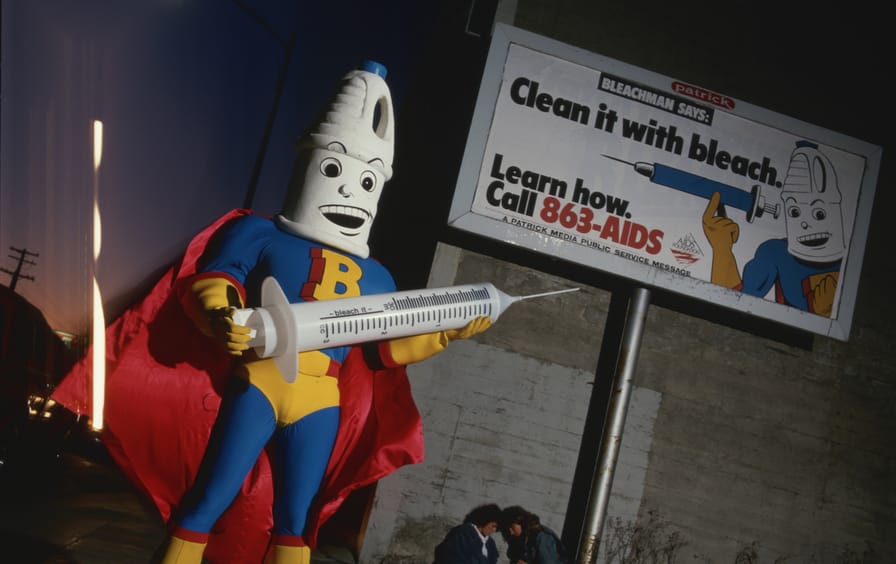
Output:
[451, 26, 880, 340]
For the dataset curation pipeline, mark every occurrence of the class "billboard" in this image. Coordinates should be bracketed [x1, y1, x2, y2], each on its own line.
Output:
[449, 24, 881, 340]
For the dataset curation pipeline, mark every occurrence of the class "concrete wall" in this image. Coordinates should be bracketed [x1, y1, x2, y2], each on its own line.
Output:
[363, 240, 894, 561]
[360, 1, 895, 563]
[362, 243, 607, 562]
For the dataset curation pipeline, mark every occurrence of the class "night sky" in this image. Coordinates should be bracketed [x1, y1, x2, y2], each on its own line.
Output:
[1, 0, 441, 334]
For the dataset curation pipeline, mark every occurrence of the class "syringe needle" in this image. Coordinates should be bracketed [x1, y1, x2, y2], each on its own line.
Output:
[602, 154, 635, 166]
[516, 287, 580, 301]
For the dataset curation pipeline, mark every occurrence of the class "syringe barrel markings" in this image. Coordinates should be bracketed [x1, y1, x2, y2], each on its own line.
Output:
[233, 283, 505, 359]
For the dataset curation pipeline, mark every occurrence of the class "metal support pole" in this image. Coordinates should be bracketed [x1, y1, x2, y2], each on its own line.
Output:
[577, 286, 651, 564]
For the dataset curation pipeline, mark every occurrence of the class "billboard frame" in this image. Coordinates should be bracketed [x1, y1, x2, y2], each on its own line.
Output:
[448, 23, 881, 341]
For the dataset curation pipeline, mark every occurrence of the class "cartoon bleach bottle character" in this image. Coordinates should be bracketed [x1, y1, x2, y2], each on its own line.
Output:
[703, 140, 845, 316]
[162, 60, 491, 564]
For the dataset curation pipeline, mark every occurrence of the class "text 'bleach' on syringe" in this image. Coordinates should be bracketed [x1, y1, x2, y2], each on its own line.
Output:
[231, 277, 579, 381]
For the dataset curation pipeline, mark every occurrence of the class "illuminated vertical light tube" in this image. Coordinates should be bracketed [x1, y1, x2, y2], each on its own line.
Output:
[91, 120, 105, 430]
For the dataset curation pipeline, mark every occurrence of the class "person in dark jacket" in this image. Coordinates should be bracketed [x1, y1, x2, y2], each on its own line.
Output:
[499, 505, 569, 564]
[433, 503, 502, 564]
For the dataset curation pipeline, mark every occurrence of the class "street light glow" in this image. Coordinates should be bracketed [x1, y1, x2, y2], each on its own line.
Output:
[91, 119, 105, 430]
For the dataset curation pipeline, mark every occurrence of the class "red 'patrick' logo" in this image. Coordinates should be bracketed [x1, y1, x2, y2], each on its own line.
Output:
[672, 82, 735, 110]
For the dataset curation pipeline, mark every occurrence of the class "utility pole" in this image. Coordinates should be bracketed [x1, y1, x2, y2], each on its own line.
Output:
[2, 246, 39, 291]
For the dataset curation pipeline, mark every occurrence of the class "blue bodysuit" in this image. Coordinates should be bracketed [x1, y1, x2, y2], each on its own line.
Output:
[173, 214, 396, 544]
[740, 238, 841, 313]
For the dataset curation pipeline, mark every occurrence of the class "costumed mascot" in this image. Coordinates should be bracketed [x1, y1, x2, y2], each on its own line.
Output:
[50, 60, 491, 564]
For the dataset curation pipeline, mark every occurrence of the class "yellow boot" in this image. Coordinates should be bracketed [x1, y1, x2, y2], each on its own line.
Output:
[160, 535, 206, 564]
[264, 543, 311, 564]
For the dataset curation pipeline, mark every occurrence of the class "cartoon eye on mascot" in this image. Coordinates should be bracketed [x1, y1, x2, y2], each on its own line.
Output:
[51, 60, 492, 564]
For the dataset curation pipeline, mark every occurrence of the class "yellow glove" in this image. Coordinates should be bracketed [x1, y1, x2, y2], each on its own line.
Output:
[702, 192, 739, 251]
[387, 316, 492, 365]
[185, 277, 252, 356]
[810, 273, 838, 318]
[443, 316, 492, 341]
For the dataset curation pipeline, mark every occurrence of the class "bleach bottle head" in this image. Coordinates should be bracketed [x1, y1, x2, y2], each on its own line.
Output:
[780, 140, 845, 263]
[277, 60, 395, 258]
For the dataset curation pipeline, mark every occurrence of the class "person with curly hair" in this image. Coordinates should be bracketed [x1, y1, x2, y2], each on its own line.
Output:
[499, 505, 569, 564]
[433, 503, 502, 564]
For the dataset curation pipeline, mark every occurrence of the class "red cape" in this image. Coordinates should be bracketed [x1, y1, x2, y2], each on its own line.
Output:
[51, 209, 424, 563]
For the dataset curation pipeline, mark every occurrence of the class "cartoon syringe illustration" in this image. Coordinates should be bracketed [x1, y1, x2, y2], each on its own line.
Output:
[232, 277, 579, 382]
[603, 154, 780, 222]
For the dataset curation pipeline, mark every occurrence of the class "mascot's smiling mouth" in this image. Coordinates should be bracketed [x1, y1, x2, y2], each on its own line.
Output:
[797, 232, 830, 247]
[319, 204, 370, 230]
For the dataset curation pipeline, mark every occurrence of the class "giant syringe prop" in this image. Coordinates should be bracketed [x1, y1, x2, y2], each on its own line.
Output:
[232, 277, 579, 382]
